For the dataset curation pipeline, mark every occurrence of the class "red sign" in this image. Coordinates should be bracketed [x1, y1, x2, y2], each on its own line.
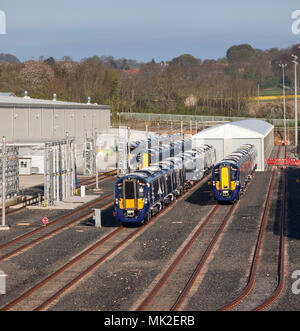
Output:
[267, 158, 300, 167]
[42, 217, 49, 225]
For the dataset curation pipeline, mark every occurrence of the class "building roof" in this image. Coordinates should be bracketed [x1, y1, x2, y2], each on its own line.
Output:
[0, 95, 111, 109]
[193, 119, 273, 139]
[0, 92, 16, 96]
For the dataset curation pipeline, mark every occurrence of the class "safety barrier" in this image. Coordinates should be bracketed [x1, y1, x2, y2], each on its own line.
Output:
[267, 158, 300, 167]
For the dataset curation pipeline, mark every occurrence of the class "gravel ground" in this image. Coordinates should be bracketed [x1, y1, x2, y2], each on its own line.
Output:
[0, 177, 117, 308]
[270, 166, 300, 311]
[47, 179, 215, 311]
[1, 148, 300, 311]
[230, 167, 283, 311]
[183, 167, 274, 311]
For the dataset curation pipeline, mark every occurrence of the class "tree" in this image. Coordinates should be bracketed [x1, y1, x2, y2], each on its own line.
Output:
[44, 57, 55, 66]
[20, 61, 55, 90]
[226, 44, 255, 63]
[120, 59, 130, 70]
[169, 54, 201, 80]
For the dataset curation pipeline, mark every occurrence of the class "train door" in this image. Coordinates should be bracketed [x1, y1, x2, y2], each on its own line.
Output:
[142, 153, 149, 168]
[220, 165, 231, 193]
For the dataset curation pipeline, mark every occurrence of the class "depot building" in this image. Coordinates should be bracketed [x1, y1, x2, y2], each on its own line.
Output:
[192, 119, 274, 171]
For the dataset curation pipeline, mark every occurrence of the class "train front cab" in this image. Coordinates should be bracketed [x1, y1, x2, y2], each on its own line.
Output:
[115, 176, 149, 224]
[212, 162, 240, 202]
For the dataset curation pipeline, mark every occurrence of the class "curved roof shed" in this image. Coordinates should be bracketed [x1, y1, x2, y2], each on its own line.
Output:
[193, 119, 274, 171]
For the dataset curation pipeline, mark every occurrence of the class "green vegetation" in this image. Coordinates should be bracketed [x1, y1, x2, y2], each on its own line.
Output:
[0, 43, 300, 119]
[259, 87, 283, 96]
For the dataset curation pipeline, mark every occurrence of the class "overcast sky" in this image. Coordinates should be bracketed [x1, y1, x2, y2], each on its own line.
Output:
[0, 0, 300, 62]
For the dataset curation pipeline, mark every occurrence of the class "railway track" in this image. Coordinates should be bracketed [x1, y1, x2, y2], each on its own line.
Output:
[77, 169, 117, 187]
[134, 146, 284, 311]
[254, 160, 287, 311]
[0, 171, 116, 219]
[0, 193, 114, 262]
[134, 202, 238, 311]
[0, 174, 209, 311]
[1, 145, 287, 311]
[217, 146, 285, 311]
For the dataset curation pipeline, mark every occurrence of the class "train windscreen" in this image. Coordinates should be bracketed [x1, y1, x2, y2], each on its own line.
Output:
[124, 181, 135, 199]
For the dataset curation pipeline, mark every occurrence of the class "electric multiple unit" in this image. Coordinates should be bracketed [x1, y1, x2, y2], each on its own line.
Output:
[114, 145, 215, 224]
[129, 137, 192, 171]
[211, 144, 257, 202]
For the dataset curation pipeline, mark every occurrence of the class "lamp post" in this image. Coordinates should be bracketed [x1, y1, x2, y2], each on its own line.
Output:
[292, 54, 298, 151]
[279, 63, 287, 145]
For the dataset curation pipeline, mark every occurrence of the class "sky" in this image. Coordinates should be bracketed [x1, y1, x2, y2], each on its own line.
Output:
[1, 0, 300, 62]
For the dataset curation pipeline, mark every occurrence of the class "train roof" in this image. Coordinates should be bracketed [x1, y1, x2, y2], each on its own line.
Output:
[119, 167, 166, 182]
[215, 144, 256, 168]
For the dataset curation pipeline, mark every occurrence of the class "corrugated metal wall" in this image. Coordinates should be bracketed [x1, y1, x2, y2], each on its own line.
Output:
[0, 106, 111, 141]
[263, 128, 274, 170]
[0, 103, 111, 172]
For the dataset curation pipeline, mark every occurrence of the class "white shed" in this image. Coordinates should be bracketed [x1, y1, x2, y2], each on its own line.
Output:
[193, 119, 274, 171]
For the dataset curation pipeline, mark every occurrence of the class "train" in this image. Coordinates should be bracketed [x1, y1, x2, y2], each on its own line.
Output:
[211, 144, 257, 202]
[129, 137, 192, 172]
[114, 145, 216, 224]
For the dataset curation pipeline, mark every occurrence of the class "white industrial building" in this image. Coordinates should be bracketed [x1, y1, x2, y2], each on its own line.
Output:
[0, 94, 111, 141]
[193, 119, 274, 171]
[0, 94, 111, 172]
[0, 94, 112, 205]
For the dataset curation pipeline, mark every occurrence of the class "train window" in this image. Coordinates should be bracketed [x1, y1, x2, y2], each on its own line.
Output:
[138, 183, 146, 198]
[153, 180, 159, 196]
[231, 168, 238, 180]
[158, 178, 163, 195]
[166, 174, 171, 192]
[124, 181, 135, 199]
[117, 183, 123, 198]
[213, 168, 220, 180]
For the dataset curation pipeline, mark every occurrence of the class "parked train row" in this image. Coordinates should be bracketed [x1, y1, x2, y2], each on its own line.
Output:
[129, 136, 192, 172]
[114, 143, 258, 225]
[114, 145, 216, 224]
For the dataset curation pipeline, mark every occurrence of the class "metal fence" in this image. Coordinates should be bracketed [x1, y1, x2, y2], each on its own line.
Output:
[119, 112, 297, 127]
[44, 139, 76, 206]
[0, 146, 19, 198]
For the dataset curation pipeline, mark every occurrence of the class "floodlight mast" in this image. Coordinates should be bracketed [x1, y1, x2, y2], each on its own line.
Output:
[292, 54, 298, 151]
[279, 63, 287, 145]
